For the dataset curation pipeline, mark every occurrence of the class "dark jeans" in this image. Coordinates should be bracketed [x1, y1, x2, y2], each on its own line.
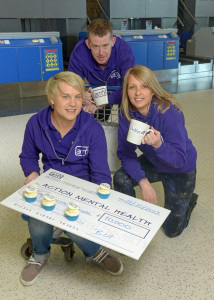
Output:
[28, 218, 100, 262]
[113, 155, 196, 238]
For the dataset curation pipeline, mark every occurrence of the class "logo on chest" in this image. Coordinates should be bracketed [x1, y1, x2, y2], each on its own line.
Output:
[110, 71, 121, 79]
[75, 146, 89, 156]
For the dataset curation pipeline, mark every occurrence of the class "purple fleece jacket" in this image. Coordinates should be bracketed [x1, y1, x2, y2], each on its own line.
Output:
[20, 107, 112, 186]
[117, 101, 197, 183]
[68, 37, 135, 105]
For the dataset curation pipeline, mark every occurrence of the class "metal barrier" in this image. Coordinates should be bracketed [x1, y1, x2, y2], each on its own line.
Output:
[95, 105, 121, 174]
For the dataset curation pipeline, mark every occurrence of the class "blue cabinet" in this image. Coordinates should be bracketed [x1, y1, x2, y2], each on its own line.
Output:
[0, 33, 63, 84]
[121, 32, 179, 70]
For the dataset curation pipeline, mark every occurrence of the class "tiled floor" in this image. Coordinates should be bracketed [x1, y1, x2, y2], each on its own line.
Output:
[0, 88, 214, 299]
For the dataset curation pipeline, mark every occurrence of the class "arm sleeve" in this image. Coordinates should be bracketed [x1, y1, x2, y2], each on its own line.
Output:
[153, 109, 189, 169]
[108, 88, 122, 106]
[119, 42, 135, 78]
[88, 124, 112, 186]
[117, 116, 146, 183]
[108, 42, 135, 106]
[19, 120, 40, 177]
[68, 51, 85, 79]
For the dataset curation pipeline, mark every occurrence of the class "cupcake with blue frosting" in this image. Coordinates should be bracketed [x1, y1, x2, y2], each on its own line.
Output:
[98, 183, 111, 199]
[42, 193, 56, 211]
[65, 202, 80, 221]
[24, 185, 38, 203]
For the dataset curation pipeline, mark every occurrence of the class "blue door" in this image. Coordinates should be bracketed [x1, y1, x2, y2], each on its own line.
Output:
[0, 48, 19, 84]
[17, 47, 42, 82]
[147, 41, 164, 70]
[128, 41, 148, 66]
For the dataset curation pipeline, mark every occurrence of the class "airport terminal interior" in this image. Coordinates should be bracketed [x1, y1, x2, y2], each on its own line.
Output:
[0, 0, 214, 299]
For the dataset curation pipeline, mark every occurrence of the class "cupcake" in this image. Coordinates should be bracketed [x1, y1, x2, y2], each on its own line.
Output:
[24, 185, 38, 203]
[65, 202, 80, 221]
[97, 183, 111, 199]
[42, 193, 56, 211]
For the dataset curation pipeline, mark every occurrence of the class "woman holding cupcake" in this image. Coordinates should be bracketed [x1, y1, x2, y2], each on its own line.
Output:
[19, 71, 123, 286]
[113, 66, 198, 238]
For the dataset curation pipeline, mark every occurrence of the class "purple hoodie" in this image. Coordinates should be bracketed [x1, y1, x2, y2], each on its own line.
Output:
[20, 107, 112, 186]
[118, 101, 197, 183]
[68, 37, 135, 105]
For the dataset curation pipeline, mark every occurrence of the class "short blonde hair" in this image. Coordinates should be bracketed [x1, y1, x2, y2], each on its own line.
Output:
[46, 71, 85, 106]
[88, 19, 113, 39]
[121, 66, 180, 121]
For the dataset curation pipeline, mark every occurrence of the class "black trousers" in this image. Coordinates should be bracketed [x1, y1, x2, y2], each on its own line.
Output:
[113, 155, 197, 238]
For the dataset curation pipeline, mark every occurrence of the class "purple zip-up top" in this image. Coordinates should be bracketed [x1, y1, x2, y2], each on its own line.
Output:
[20, 107, 112, 186]
[118, 101, 197, 184]
[68, 37, 135, 105]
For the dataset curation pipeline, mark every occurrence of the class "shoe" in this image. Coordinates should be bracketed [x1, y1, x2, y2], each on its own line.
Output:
[92, 248, 123, 275]
[185, 193, 198, 228]
[20, 256, 47, 286]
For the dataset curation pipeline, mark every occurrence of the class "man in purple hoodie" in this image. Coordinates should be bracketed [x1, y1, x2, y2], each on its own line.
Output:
[68, 19, 135, 120]
[19, 71, 123, 286]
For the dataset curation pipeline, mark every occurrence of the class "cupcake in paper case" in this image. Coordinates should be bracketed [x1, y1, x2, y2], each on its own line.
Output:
[24, 185, 38, 203]
[65, 202, 80, 221]
[98, 183, 111, 199]
[42, 193, 56, 211]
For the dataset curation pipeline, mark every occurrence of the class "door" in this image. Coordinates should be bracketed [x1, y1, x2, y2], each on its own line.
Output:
[17, 47, 42, 82]
[147, 41, 164, 70]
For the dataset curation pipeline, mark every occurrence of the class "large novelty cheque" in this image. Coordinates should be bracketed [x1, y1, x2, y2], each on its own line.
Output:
[0, 169, 170, 260]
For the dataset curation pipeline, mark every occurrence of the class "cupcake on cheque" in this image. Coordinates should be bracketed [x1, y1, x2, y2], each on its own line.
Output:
[42, 193, 56, 211]
[65, 202, 80, 221]
[97, 183, 111, 199]
[24, 185, 38, 203]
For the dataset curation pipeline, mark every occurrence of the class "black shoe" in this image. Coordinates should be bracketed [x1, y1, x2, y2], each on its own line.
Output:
[185, 193, 198, 228]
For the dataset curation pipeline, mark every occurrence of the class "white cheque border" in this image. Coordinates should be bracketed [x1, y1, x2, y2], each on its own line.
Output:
[0, 169, 170, 260]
